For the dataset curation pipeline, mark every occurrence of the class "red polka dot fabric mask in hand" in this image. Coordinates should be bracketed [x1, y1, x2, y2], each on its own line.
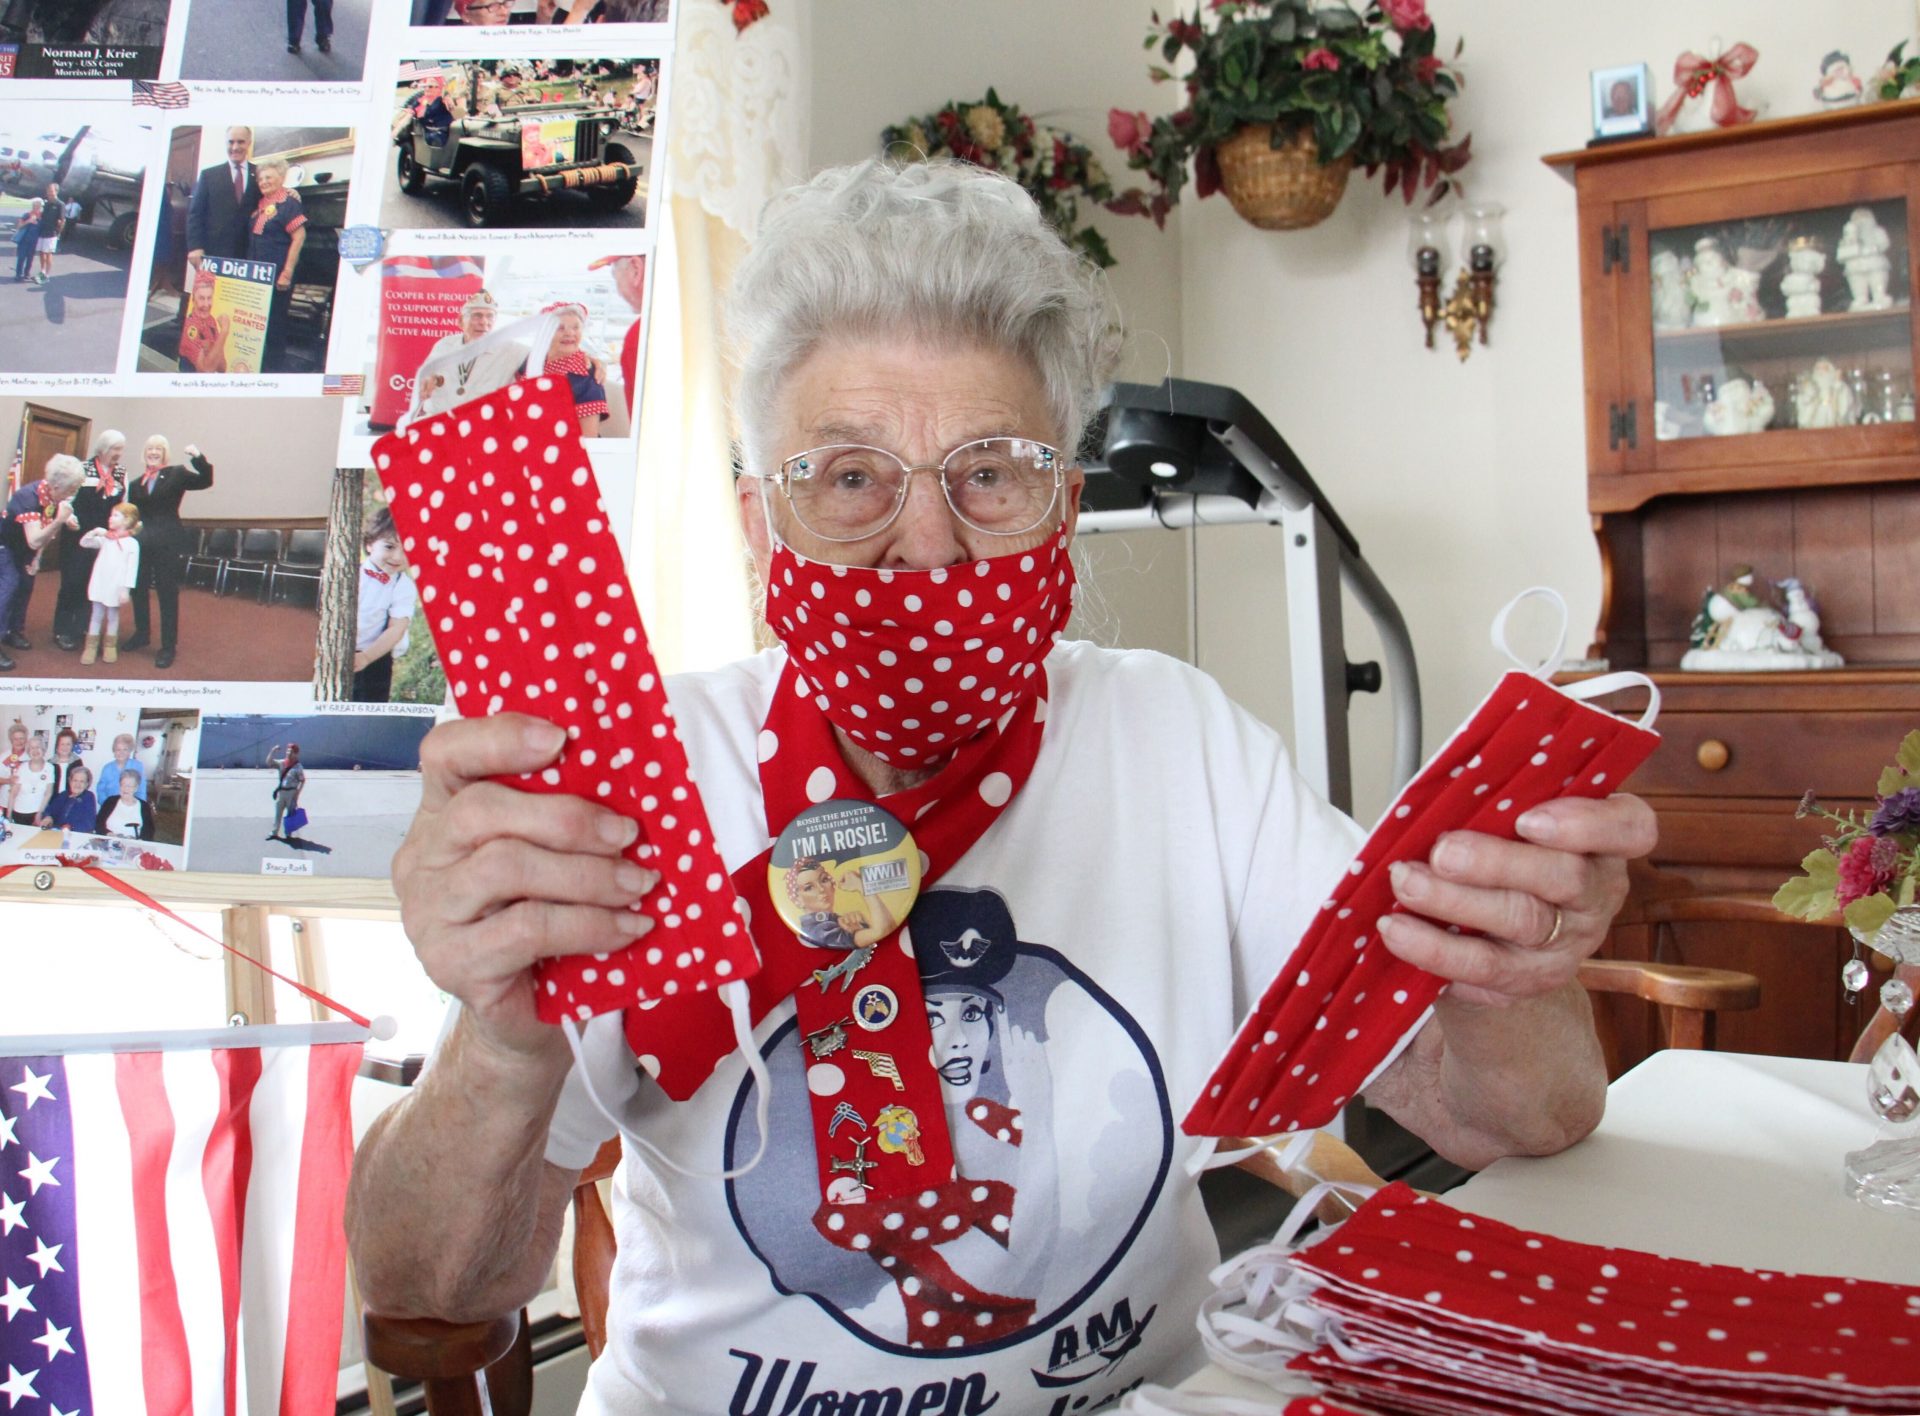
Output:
[373, 377, 761, 1020]
[1184, 590, 1662, 1143]
[762, 526, 1075, 768]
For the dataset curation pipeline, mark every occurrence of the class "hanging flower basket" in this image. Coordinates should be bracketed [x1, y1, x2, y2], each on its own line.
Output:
[1215, 124, 1354, 230]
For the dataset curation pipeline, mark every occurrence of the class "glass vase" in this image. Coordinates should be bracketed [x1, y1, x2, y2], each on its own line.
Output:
[1843, 907, 1920, 1217]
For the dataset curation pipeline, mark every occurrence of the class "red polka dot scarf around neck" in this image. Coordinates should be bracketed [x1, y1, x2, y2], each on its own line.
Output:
[1210, 1182, 1920, 1414]
[1184, 593, 1662, 1144]
[627, 523, 1077, 1201]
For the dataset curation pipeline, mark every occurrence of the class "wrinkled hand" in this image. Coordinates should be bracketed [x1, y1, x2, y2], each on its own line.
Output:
[394, 713, 656, 1061]
[1378, 794, 1657, 1008]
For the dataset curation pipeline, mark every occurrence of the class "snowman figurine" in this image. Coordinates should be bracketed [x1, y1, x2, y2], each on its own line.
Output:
[1837, 207, 1893, 311]
[1779, 237, 1826, 319]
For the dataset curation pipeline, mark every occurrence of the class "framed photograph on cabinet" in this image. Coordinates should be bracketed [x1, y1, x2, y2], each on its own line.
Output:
[1591, 63, 1654, 141]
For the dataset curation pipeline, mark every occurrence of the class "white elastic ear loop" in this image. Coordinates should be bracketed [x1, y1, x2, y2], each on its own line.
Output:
[560, 979, 773, 1181]
[1490, 586, 1570, 680]
[1561, 668, 1663, 731]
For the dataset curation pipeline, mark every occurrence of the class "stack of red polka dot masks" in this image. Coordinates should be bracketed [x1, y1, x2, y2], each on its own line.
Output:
[1273, 1184, 1920, 1415]
[372, 376, 761, 1021]
[1185, 670, 1659, 1140]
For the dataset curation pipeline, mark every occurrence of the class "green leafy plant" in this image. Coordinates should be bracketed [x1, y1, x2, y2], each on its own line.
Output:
[1775, 731, 1920, 939]
[883, 90, 1126, 268]
[1872, 40, 1920, 100]
[1106, 0, 1470, 222]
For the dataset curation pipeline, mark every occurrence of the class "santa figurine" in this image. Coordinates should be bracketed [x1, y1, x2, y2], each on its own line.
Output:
[1838, 207, 1894, 311]
[1814, 51, 1864, 108]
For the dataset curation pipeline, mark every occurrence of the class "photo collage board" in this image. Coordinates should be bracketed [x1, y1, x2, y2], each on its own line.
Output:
[0, 0, 673, 878]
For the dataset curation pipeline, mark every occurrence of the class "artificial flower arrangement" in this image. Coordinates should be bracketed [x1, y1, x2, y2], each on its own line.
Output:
[1106, 0, 1470, 220]
[1870, 40, 1920, 100]
[1774, 731, 1920, 940]
[883, 90, 1128, 268]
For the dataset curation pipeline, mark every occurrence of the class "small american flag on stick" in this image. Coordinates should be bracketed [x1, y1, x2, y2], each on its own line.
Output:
[131, 80, 190, 109]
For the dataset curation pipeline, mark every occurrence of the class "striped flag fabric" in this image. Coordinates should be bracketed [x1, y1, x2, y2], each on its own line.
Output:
[130, 81, 191, 109]
[0, 1025, 363, 1415]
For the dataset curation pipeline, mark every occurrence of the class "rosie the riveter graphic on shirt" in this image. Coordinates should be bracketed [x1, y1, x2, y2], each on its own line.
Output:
[725, 887, 1173, 1356]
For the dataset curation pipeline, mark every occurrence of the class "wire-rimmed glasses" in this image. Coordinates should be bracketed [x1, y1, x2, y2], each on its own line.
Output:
[749, 436, 1065, 543]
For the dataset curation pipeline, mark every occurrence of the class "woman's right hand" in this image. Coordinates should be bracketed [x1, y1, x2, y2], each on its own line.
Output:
[395, 713, 657, 1065]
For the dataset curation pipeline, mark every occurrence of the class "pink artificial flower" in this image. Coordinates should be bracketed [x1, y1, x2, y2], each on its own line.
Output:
[1836, 835, 1900, 906]
[1107, 108, 1152, 155]
[1381, 0, 1432, 32]
[1302, 47, 1341, 72]
[1414, 54, 1445, 84]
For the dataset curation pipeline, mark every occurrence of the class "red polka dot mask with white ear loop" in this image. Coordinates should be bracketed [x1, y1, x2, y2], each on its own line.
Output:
[761, 525, 1076, 768]
[1184, 589, 1662, 1144]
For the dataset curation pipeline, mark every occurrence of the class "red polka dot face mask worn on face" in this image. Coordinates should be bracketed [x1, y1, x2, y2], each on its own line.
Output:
[762, 526, 1076, 768]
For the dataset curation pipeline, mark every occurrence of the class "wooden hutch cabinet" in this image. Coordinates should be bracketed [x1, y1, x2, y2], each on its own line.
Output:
[1545, 102, 1920, 1068]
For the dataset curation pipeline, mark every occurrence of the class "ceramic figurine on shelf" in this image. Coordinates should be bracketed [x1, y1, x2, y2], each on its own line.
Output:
[1683, 567, 1845, 671]
[1837, 207, 1894, 311]
[1656, 39, 1760, 135]
[1651, 248, 1693, 330]
[1688, 237, 1761, 326]
[1780, 237, 1827, 319]
[1703, 377, 1774, 435]
[1814, 51, 1865, 108]
[1795, 357, 1859, 428]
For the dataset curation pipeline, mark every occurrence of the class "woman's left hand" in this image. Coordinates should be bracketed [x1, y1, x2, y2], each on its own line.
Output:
[1377, 793, 1658, 1007]
[184, 444, 200, 458]
[276, 273, 291, 290]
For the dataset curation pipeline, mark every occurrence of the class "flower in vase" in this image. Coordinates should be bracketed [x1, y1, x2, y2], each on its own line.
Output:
[1108, 109, 1152, 156]
[1837, 835, 1899, 906]
[1870, 786, 1920, 837]
[1302, 47, 1342, 72]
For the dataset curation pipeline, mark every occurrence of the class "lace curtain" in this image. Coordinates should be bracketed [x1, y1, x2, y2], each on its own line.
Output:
[629, 0, 811, 672]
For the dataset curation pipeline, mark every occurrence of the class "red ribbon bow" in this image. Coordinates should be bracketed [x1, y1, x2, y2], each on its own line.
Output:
[362, 565, 390, 585]
[1656, 43, 1758, 133]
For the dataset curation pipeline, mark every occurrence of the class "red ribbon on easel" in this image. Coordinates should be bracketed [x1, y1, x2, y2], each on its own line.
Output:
[0, 862, 374, 1029]
[1656, 43, 1758, 133]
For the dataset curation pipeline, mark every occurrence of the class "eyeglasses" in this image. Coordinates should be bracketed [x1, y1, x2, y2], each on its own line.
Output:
[749, 437, 1065, 543]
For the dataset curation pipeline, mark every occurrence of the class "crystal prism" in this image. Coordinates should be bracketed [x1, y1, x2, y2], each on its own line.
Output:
[1843, 958, 1870, 996]
[1882, 977, 1916, 1018]
[1866, 1032, 1920, 1123]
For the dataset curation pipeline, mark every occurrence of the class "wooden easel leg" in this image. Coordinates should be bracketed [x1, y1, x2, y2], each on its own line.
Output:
[222, 905, 276, 1026]
[291, 916, 330, 1023]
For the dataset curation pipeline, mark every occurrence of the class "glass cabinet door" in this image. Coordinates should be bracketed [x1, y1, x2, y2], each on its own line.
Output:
[1647, 196, 1912, 444]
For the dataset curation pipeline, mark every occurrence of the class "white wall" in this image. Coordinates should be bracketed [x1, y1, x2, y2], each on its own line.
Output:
[807, 0, 1197, 660]
[810, 0, 1913, 822]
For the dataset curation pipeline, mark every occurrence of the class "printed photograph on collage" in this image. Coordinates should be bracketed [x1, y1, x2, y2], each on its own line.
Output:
[2, 394, 340, 682]
[189, 709, 431, 876]
[409, 0, 670, 27]
[139, 122, 354, 376]
[181, 0, 375, 85]
[312, 463, 445, 706]
[1, 698, 197, 869]
[351, 247, 646, 438]
[386, 55, 657, 229]
[0, 0, 174, 80]
[0, 112, 152, 373]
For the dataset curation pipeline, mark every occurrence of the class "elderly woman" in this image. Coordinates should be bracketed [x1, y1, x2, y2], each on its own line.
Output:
[52, 428, 130, 651]
[247, 157, 308, 374]
[38, 760, 97, 834]
[0, 453, 83, 671]
[348, 162, 1655, 1407]
[123, 434, 214, 671]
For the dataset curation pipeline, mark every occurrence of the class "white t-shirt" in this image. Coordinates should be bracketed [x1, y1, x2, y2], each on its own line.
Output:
[538, 641, 1377, 1416]
[357, 561, 417, 657]
[10, 761, 54, 818]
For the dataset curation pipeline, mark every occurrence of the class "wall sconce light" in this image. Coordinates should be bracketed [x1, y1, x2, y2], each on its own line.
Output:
[1408, 200, 1507, 361]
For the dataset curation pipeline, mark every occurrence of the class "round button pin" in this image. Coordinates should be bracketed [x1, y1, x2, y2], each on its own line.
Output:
[853, 983, 899, 1032]
[768, 798, 922, 951]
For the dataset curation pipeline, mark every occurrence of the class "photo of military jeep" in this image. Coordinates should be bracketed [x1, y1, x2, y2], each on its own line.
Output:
[392, 98, 646, 229]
